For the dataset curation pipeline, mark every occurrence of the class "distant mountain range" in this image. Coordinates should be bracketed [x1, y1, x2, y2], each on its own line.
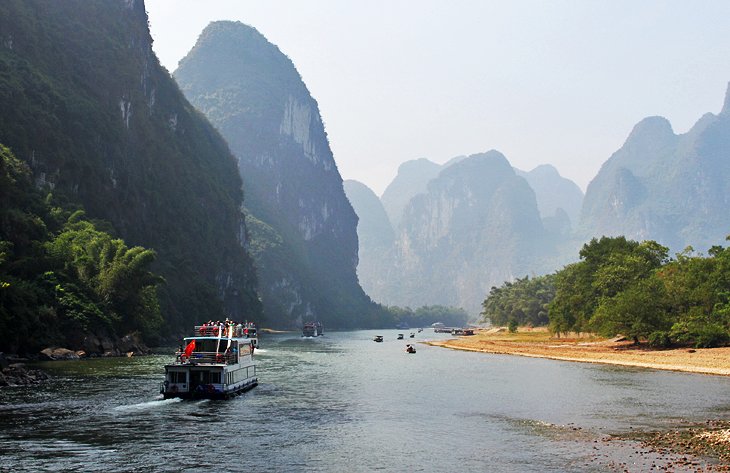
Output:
[347, 85, 730, 314]
[3, 0, 729, 329]
[347, 151, 576, 313]
[579, 84, 730, 252]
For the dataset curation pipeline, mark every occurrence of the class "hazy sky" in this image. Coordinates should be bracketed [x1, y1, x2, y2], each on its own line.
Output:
[146, 0, 730, 195]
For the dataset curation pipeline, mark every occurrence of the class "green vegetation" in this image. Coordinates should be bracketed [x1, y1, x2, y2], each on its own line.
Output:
[481, 274, 555, 328]
[0, 145, 162, 353]
[386, 305, 470, 328]
[481, 235, 730, 348]
[0, 1, 261, 332]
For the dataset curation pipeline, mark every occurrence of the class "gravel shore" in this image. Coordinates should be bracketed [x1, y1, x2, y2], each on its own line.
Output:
[425, 328, 730, 376]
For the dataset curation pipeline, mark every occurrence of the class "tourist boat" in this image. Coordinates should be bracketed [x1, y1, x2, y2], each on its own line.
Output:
[405, 344, 416, 354]
[302, 321, 324, 337]
[160, 321, 258, 400]
[373, 335, 384, 342]
[397, 333, 404, 340]
[409, 333, 415, 338]
[451, 328, 475, 336]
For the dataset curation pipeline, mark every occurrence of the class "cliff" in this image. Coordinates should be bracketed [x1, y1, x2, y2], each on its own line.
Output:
[175, 21, 375, 328]
[579, 84, 730, 252]
[375, 151, 552, 313]
[0, 0, 261, 328]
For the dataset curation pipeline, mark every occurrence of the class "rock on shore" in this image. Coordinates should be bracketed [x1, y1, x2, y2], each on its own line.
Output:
[0, 353, 49, 387]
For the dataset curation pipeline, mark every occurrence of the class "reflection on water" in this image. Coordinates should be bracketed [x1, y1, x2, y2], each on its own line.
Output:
[1, 330, 729, 472]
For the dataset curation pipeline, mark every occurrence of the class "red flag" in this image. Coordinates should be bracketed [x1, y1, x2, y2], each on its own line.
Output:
[183, 340, 196, 358]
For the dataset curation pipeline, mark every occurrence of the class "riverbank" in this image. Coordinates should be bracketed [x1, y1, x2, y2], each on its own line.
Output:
[426, 328, 730, 376]
[428, 328, 730, 469]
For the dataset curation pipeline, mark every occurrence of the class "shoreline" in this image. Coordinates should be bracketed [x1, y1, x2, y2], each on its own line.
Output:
[425, 329, 730, 377]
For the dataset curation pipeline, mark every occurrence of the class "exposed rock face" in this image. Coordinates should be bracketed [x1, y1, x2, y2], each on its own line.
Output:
[175, 21, 373, 328]
[372, 151, 553, 314]
[343, 180, 395, 298]
[381, 158, 442, 229]
[516, 164, 584, 226]
[39, 348, 80, 361]
[580, 84, 730, 252]
[0, 0, 261, 326]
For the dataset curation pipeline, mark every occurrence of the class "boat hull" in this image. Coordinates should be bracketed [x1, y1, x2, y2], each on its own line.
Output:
[162, 378, 258, 400]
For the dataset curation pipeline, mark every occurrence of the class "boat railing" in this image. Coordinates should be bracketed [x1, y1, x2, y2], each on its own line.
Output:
[194, 325, 257, 338]
[176, 350, 237, 365]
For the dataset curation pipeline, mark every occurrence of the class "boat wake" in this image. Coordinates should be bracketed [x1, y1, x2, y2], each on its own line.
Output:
[114, 398, 182, 412]
[254, 348, 268, 353]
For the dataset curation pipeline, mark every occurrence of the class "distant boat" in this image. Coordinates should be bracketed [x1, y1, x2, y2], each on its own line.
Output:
[373, 335, 384, 342]
[302, 321, 324, 337]
[409, 333, 415, 338]
[405, 344, 416, 354]
[397, 334, 404, 340]
[451, 328, 475, 336]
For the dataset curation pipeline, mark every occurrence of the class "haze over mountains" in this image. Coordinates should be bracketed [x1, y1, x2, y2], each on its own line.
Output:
[579, 84, 730, 252]
[347, 85, 730, 314]
[348, 152, 578, 313]
[2, 0, 729, 336]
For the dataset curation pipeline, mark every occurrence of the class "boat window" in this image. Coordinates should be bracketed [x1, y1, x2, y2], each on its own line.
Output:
[209, 372, 221, 384]
[169, 371, 186, 383]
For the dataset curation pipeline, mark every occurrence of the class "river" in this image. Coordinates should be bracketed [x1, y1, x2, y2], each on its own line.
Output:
[1, 330, 729, 472]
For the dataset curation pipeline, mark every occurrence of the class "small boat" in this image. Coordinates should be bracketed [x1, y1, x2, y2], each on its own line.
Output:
[397, 334, 404, 340]
[160, 321, 258, 400]
[409, 333, 415, 338]
[405, 344, 416, 354]
[418, 328, 423, 333]
[302, 321, 324, 337]
[373, 335, 384, 342]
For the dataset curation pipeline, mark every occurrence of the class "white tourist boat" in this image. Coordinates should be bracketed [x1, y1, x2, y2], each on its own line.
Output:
[302, 321, 323, 337]
[161, 322, 258, 400]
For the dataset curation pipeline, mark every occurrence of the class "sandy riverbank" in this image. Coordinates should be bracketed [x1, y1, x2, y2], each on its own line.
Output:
[425, 328, 730, 376]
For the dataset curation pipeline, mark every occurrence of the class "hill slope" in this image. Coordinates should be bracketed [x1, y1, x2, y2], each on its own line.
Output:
[0, 0, 261, 328]
[175, 21, 375, 328]
[580, 84, 730, 252]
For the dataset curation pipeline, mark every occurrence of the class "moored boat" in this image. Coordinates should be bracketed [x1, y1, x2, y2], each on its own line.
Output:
[373, 335, 384, 342]
[160, 321, 258, 400]
[405, 344, 416, 354]
[397, 333, 404, 340]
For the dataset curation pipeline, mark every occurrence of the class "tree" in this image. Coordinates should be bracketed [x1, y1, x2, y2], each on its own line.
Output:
[591, 276, 670, 343]
[481, 274, 555, 327]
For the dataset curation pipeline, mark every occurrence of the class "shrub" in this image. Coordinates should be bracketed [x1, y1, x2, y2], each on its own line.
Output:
[647, 330, 672, 348]
[692, 325, 730, 348]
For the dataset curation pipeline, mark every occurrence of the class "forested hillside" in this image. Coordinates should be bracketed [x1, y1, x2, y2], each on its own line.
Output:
[0, 0, 261, 337]
[0, 145, 162, 353]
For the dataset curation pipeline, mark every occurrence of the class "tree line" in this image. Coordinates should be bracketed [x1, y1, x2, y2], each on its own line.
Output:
[481, 236, 730, 348]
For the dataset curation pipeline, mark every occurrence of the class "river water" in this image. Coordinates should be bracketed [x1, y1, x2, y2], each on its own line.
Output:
[1, 330, 729, 472]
